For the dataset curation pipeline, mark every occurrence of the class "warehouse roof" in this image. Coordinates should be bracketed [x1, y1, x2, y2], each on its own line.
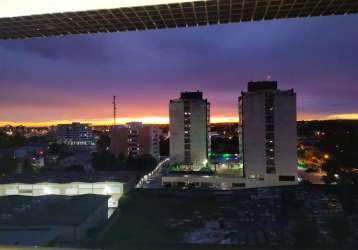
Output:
[0, 171, 135, 184]
[0, 194, 109, 226]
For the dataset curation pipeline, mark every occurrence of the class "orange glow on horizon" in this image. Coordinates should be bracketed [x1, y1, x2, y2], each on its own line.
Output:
[326, 113, 358, 120]
[0, 116, 239, 127]
[1, 113, 357, 127]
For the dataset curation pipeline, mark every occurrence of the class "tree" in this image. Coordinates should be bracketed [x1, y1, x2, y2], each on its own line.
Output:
[92, 151, 119, 171]
[0, 131, 26, 149]
[66, 164, 85, 172]
[0, 155, 18, 176]
[48, 142, 71, 158]
[125, 154, 157, 172]
[97, 134, 111, 153]
[20, 159, 36, 174]
[211, 136, 239, 154]
[137, 154, 157, 174]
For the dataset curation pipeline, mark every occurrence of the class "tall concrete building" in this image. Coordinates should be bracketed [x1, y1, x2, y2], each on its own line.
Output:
[169, 91, 210, 169]
[110, 123, 160, 159]
[239, 81, 297, 187]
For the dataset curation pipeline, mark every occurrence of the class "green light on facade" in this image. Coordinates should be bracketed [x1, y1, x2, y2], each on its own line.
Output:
[297, 160, 307, 169]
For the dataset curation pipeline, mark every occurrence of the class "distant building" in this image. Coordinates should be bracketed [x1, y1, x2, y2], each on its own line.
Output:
[15, 125, 27, 137]
[0, 195, 109, 245]
[169, 91, 210, 169]
[2, 125, 14, 136]
[239, 81, 297, 186]
[110, 125, 129, 157]
[110, 122, 160, 159]
[56, 122, 96, 152]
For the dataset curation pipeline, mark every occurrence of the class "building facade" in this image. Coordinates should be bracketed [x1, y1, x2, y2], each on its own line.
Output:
[239, 81, 297, 187]
[110, 122, 160, 159]
[169, 91, 210, 169]
[56, 122, 96, 152]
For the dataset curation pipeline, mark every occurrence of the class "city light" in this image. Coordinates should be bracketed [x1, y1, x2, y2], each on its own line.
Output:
[324, 154, 330, 160]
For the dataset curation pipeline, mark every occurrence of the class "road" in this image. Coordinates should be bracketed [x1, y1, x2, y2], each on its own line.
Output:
[136, 158, 169, 189]
[298, 169, 326, 184]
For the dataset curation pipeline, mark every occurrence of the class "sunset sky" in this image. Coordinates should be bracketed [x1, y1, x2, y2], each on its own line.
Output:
[0, 14, 357, 126]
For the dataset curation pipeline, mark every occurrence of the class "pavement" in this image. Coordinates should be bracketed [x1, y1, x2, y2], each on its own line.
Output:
[298, 169, 326, 184]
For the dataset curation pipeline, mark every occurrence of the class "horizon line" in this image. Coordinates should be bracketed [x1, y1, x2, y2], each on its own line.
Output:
[1, 114, 358, 127]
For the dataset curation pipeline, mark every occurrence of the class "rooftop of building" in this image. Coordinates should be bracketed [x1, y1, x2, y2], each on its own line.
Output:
[247, 81, 278, 92]
[241, 81, 295, 96]
[180, 91, 203, 100]
[57, 122, 91, 126]
[0, 171, 136, 184]
[0, 229, 59, 246]
[0, 194, 109, 226]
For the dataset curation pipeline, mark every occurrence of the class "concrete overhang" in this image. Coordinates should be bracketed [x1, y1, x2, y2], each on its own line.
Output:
[0, 0, 357, 39]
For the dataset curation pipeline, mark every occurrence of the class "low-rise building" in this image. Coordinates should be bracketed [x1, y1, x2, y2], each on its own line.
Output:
[0, 195, 109, 245]
[0, 171, 136, 213]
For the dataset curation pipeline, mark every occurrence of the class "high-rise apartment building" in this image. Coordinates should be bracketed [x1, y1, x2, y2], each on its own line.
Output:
[239, 81, 297, 187]
[56, 122, 96, 152]
[169, 91, 210, 168]
[110, 122, 160, 159]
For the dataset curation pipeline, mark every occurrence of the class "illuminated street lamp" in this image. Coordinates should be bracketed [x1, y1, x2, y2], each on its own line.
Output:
[323, 154, 330, 160]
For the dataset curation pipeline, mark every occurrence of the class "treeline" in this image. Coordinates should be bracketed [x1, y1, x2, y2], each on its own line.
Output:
[91, 151, 158, 179]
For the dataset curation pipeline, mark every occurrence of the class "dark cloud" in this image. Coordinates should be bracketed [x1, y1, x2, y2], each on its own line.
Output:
[0, 35, 120, 63]
[0, 15, 357, 122]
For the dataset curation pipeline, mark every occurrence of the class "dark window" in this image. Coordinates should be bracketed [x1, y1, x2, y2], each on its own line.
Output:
[279, 175, 296, 182]
[265, 116, 274, 123]
[267, 167, 276, 174]
[266, 124, 274, 131]
[266, 150, 275, 158]
[266, 133, 274, 140]
[266, 158, 275, 165]
[232, 183, 246, 188]
[184, 104, 190, 112]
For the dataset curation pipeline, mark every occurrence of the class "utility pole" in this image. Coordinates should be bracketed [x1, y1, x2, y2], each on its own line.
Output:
[113, 96, 116, 127]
